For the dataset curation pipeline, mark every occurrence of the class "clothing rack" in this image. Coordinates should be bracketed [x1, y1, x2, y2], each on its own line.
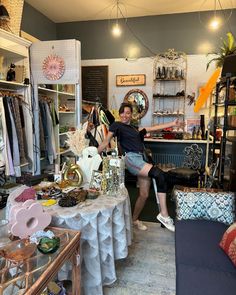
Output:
[82, 99, 102, 105]
[0, 87, 17, 93]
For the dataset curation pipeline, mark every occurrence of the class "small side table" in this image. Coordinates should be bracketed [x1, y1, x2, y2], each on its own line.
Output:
[0, 227, 81, 295]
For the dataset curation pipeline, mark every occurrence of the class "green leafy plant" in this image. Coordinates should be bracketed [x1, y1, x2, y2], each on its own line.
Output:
[207, 32, 236, 70]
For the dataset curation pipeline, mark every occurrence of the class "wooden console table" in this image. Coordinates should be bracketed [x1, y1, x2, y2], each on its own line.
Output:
[0, 227, 81, 295]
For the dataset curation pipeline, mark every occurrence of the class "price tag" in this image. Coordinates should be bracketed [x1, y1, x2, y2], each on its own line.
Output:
[54, 174, 61, 182]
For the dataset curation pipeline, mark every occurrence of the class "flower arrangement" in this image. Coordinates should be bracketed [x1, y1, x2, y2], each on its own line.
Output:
[66, 123, 89, 156]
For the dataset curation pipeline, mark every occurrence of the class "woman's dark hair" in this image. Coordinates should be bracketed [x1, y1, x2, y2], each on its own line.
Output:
[119, 103, 133, 114]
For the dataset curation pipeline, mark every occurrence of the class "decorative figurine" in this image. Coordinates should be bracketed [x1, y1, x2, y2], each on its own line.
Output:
[6, 63, 16, 81]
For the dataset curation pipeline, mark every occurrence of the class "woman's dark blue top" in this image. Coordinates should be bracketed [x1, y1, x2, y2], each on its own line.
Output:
[109, 121, 147, 154]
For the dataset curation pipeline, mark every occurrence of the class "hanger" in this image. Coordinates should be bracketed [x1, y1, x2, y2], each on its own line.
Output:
[82, 99, 102, 106]
[0, 88, 17, 96]
[39, 94, 53, 103]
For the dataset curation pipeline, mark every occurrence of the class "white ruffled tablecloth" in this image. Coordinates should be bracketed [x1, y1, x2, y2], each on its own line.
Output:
[7, 186, 132, 295]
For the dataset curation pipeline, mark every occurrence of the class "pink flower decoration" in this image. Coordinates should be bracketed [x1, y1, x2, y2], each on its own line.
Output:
[42, 54, 65, 81]
[9, 200, 52, 239]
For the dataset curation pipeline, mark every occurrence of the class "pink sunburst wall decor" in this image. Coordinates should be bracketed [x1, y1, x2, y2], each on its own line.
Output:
[42, 54, 65, 81]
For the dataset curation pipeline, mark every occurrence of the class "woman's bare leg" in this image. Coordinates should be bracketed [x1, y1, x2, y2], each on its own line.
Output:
[157, 192, 168, 217]
[132, 175, 151, 221]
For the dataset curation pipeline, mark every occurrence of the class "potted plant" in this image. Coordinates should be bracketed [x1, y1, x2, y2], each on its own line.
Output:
[207, 32, 236, 70]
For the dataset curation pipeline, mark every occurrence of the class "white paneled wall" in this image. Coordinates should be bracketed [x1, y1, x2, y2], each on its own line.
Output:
[82, 55, 216, 127]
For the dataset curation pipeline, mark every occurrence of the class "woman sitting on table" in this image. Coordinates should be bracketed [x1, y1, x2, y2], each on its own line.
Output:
[98, 103, 184, 232]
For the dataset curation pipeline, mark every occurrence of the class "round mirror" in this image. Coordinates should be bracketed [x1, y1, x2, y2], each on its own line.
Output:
[124, 89, 149, 120]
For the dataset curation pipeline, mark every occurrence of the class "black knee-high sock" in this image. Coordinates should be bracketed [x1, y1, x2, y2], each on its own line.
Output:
[148, 166, 167, 193]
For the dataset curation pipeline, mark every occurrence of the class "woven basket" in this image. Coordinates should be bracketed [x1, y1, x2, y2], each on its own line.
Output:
[0, 0, 24, 36]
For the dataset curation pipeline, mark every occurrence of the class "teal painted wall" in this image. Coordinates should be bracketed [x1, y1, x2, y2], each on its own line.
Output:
[21, 4, 236, 59]
[21, 2, 57, 40]
[56, 10, 236, 59]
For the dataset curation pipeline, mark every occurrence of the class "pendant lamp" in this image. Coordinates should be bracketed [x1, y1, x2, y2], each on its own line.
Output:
[198, 0, 232, 31]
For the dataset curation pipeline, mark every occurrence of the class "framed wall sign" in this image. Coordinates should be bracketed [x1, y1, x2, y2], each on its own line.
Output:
[116, 74, 146, 86]
[82, 66, 108, 107]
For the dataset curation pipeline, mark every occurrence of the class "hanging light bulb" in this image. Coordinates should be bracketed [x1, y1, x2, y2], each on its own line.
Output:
[209, 16, 221, 30]
[112, 21, 122, 37]
[208, 0, 221, 30]
[199, 0, 232, 31]
[110, 0, 124, 38]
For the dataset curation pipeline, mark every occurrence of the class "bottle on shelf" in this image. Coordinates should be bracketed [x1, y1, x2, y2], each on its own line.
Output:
[161, 66, 166, 79]
[197, 127, 202, 140]
[192, 126, 197, 140]
[200, 114, 206, 140]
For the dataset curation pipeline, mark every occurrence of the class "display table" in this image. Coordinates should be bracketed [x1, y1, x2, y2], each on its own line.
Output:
[0, 227, 81, 295]
[7, 186, 132, 295]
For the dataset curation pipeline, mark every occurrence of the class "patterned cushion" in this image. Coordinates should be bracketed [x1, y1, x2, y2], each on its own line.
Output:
[173, 186, 235, 225]
[219, 223, 236, 266]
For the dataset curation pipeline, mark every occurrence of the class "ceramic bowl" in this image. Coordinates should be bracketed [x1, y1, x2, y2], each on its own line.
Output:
[37, 237, 60, 254]
[0, 239, 36, 262]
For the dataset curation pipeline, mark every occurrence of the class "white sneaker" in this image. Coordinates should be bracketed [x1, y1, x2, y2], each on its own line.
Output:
[156, 213, 175, 232]
[133, 220, 147, 231]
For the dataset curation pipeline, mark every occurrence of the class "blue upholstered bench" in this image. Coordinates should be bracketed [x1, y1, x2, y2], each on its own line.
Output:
[175, 220, 236, 295]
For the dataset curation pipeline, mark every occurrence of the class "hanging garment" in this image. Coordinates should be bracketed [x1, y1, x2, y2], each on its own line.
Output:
[2, 96, 13, 157]
[39, 100, 56, 164]
[49, 101, 59, 126]
[99, 106, 115, 126]
[11, 96, 27, 164]
[39, 107, 46, 155]
[0, 96, 15, 176]
[44, 102, 56, 164]
[90, 124, 105, 146]
[18, 100, 28, 158]
[7, 97, 21, 176]
[39, 100, 48, 144]
[0, 96, 6, 169]
[0, 97, 15, 176]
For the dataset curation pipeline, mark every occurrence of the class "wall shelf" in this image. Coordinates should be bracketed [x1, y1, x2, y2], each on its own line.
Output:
[38, 86, 57, 94]
[0, 79, 29, 89]
[37, 84, 79, 173]
[152, 49, 187, 130]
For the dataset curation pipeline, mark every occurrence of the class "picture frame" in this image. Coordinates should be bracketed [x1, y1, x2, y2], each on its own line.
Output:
[116, 74, 146, 86]
[186, 118, 200, 133]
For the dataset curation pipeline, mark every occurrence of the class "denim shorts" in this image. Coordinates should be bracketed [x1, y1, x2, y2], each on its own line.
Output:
[124, 152, 147, 176]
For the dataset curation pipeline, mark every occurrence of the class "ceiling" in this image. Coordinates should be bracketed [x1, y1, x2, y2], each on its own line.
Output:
[25, 0, 236, 23]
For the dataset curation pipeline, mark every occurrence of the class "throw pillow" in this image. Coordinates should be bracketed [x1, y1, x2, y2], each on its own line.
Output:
[219, 223, 236, 266]
[173, 186, 235, 225]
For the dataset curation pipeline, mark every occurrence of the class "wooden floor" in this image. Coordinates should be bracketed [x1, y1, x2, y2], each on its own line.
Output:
[104, 221, 176, 295]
